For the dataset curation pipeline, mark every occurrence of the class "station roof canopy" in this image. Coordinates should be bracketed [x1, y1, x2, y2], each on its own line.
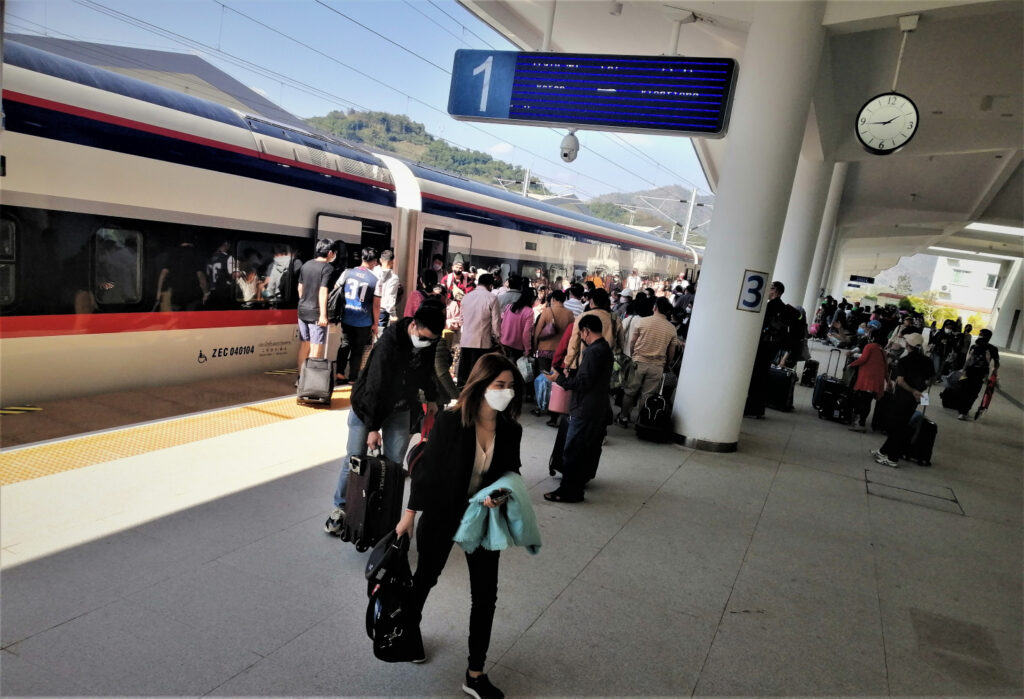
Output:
[456, 1, 1023, 275]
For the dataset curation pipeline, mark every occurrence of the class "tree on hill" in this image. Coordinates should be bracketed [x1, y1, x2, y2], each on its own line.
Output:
[307, 109, 548, 194]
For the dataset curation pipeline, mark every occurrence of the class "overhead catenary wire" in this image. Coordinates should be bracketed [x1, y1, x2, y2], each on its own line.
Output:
[54, 0, 597, 195]
[425, 0, 504, 51]
[64, 0, 693, 202]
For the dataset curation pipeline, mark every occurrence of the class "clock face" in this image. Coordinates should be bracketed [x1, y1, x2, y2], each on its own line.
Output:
[856, 92, 919, 155]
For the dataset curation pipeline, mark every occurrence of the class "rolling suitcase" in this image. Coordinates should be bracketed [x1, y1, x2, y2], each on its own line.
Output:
[800, 359, 819, 387]
[903, 410, 937, 466]
[340, 453, 406, 552]
[813, 349, 851, 423]
[297, 332, 335, 406]
[767, 366, 797, 412]
[635, 375, 673, 443]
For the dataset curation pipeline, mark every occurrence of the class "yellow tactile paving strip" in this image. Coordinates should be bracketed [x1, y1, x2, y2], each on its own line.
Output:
[0, 388, 351, 486]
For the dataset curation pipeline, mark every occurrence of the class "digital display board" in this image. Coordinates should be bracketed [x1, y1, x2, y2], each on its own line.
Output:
[448, 50, 738, 138]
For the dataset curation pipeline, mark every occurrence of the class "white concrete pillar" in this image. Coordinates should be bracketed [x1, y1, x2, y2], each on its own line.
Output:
[802, 163, 848, 312]
[989, 259, 1023, 352]
[774, 156, 833, 312]
[673, 0, 826, 451]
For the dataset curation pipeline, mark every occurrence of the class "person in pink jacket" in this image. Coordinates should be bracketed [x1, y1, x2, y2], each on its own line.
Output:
[499, 287, 536, 361]
[847, 329, 888, 432]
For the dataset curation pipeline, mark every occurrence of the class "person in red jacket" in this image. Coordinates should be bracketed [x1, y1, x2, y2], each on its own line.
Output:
[847, 328, 888, 432]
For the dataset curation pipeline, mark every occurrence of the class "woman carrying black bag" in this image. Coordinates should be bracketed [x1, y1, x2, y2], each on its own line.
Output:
[395, 353, 525, 699]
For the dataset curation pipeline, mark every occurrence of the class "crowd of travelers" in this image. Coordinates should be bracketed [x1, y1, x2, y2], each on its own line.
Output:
[295, 240, 1000, 698]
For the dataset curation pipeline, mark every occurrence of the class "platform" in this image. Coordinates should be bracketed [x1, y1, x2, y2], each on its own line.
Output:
[1, 349, 1021, 696]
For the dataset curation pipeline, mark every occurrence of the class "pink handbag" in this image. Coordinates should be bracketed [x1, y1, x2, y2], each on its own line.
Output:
[548, 381, 573, 414]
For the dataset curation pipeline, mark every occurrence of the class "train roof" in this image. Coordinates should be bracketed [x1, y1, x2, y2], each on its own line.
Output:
[405, 161, 691, 253]
[4, 41, 386, 171]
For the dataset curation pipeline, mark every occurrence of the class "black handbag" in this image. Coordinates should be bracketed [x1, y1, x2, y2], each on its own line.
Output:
[365, 531, 409, 585]
[364, 533, 420, 663]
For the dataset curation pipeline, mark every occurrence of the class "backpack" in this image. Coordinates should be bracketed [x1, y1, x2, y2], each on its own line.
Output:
[327, 281, 345, 324]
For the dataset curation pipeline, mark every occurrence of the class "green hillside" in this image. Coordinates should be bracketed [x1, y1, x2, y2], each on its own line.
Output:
[307, 109, 549, 195]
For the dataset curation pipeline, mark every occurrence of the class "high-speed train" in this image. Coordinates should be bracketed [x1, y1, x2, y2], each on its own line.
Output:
[0, 41, 698, 404]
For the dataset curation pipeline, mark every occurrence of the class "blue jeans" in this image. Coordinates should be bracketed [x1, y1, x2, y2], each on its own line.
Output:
[333, 408, 411, 507]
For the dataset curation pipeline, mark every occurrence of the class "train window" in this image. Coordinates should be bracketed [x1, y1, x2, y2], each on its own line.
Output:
[449, 233, 472, 268]
[94, 228, 141, 305]
[0, 218, 14, 262]
[260, 243, 302, 308]
[235, 241, 275, 308]
[0, 218, 13, 307]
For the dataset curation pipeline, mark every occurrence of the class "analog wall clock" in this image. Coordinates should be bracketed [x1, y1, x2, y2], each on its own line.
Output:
[855, 92, 919, 155]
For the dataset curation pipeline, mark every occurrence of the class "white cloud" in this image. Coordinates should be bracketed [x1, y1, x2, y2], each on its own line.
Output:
[488, 142, 514, 156]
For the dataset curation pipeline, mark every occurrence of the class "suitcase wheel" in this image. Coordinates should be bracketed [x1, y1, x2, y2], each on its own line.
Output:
[356, 543, 369, 553]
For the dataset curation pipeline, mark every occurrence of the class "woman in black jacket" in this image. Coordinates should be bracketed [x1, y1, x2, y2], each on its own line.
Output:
[396, 353, 524, 699]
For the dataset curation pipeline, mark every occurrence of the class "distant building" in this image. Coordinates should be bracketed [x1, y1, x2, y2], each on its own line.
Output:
[873, 253, 1002, 322]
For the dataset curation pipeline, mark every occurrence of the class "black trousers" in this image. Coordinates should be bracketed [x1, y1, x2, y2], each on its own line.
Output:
[956, 370, 986, 414]
[409, 512, 500, 672]
[852, 390, 874, 427]
[457, 346, 492, 386]
[558, 415, 606, 498]
[745, 342, 780, 417]
[880, 391, 918, 463]
[337, 323, 372, 381]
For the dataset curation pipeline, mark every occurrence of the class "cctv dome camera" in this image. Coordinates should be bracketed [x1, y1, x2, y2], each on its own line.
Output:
[560, 131, 580, 163]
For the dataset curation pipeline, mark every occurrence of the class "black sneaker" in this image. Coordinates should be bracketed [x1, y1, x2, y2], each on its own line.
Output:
[462, 672, 504, 699]
[324, 507, 345, 536]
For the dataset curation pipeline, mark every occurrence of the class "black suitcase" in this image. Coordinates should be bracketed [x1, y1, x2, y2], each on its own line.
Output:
[812, 348, 852, 423]
[340, 454, 406, 552]
[800, 360, 819, 387]
[939, 386, 960, 410]
[767, 366, 797, 412]
[635, 377, 673, 442]
[903, 411, 937, 466]
[817, 382, 853, 423]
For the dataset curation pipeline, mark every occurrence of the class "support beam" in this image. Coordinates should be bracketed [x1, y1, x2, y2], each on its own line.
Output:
[803, 163, 848, 311]
[673, 0, 826, 452]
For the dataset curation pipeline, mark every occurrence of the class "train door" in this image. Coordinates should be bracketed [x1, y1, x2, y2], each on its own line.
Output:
[420, 229, 472, 276]
[317, 213, 391, 268]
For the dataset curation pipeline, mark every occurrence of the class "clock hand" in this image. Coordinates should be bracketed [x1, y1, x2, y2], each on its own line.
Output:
[868, 116, 900, 125]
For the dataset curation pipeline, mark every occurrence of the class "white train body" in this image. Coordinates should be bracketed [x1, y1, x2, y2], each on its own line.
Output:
[0, 42, 696, 404]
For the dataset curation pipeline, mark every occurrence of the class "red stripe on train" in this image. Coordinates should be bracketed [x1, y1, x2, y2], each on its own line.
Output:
[0, 310, 296, 338]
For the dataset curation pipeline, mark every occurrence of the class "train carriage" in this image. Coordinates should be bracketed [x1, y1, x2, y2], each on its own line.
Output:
[0, 41, 698, 405]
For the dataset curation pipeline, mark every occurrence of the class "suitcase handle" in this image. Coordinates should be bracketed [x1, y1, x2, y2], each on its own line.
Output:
[825, 348, 843, 377]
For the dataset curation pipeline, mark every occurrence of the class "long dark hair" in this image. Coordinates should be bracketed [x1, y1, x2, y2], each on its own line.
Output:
[509, 287, 536, 314]
[451, 353, 524, 426]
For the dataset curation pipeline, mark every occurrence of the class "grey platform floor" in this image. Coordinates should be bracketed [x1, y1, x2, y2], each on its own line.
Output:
[2, 348, 1022, 697]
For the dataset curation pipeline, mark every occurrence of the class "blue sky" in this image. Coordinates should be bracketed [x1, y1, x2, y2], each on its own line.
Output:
[7, 0, 711, 199]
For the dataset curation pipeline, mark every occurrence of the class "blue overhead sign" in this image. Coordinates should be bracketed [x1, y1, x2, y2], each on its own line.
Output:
[448, 50, 738, 138]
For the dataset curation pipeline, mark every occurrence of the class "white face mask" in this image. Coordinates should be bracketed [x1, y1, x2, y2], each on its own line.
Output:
[409, 330, 433, 348]
[484, 388, 514, 412]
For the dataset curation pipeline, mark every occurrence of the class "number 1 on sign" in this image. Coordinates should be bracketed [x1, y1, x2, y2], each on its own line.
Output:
[473, 56, 492, 112]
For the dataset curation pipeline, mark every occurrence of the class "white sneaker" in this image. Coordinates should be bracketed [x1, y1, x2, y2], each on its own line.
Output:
[324, 507, 345, 536]
[873, 452, 898, 468]
[957, 413, 969, 421]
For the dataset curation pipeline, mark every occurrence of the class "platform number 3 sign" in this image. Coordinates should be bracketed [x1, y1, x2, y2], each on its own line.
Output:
[737, 270, 769, 313]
